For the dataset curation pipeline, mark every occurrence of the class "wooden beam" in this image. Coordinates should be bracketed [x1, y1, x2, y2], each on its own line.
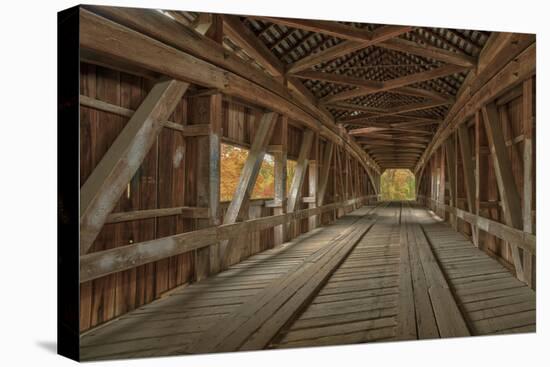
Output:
[482, 102, 525, 281]
[287, 130, 315, 213]
[192, 93, 223, 278]
[219, 112, 279, 264]
[308, 134, 320, 230]
[325, 64, 468, 103]
[457, 123, 478, 245]
[420, 196, 535, 255]
[293, 70, 383, 90]
[286, 25, 413, 74]
[80, 79, 189, 254]
[378, 37, 476, 68]
[474, 111, 482, 247]
[522, 77, 535, 287]
[253, 16, 372, 42]
[415, 36, 535, 174]
[222, 15, 284, 76]
[445, 138, 458, 230]
[80, 94, 211, 135]
[192, 13, 213, 35]
[80, 8, 381, 178]
[106, 207, 210, 223]
[80, 196, 375, 282]
[272, 116, 288, 246]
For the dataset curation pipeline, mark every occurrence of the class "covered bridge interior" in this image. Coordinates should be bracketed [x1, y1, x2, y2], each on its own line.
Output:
[76, 5, 536, 360]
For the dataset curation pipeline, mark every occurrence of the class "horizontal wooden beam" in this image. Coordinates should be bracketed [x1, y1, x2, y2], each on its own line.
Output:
[378, 38, 476, 67]
[106, 206, 211, 223]
[253, 16, 373, 42]
[324, 64, 468, 103]
[80, 195, 376, 282]
[420, 197, 535, 255]
[293, 70, 383, 90]
[80, 95, 211, 135]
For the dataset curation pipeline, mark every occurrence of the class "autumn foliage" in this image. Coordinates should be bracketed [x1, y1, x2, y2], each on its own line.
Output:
[380, 169, 415, 201]
[220, 144, 296, 202]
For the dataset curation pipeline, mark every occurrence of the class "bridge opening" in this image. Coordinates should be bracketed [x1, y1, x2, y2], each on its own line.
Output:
[380, 169, 415, 201]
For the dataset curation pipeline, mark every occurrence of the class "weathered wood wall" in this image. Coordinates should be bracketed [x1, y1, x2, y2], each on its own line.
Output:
[418, 75, 536, 288]
[79, 62, 375, 332]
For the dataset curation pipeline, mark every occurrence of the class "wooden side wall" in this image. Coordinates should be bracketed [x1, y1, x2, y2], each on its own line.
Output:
[79, 63, 375, 332]
[418, 76, 536, 287]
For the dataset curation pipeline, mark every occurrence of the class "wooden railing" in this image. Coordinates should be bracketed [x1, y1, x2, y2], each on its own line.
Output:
[418, 195, 535, 255]
[80, 195, 378, 282]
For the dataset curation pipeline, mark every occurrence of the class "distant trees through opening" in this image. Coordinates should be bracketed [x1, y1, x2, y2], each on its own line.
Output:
[380, 169, 416, 201]
[220, 143, 296, 201]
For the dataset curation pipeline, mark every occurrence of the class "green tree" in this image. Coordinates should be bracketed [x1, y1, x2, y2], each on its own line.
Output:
[380, 169, 416, 201]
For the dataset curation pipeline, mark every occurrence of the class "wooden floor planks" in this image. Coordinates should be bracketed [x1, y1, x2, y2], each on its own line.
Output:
[79, 202, 536, 360]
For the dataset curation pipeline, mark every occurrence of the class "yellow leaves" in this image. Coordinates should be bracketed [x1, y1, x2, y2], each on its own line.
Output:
[221, 144, 282, 201]
[381, 169, 415, 201]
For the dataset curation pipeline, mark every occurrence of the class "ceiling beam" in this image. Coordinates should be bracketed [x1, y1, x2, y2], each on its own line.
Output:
[222, 14, 284, 76]
[377, 37, 476, 68]
[252, 16, 372, 42]
[324, 64, 469, 103]
[287, 25, 414, 74]
[293, 70, 383, 90]
[293, 70, 453, 102]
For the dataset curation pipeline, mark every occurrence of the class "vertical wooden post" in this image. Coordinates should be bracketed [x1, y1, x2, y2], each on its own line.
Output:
[445, 138, 457, 230]
[458, 122, 478, 245]
[287, 130, 314, 238]
[522, 78, 535, 288]
[482, 102, 525, 282]
[317, 141, 334, 207]
[188, 93, 222, 280]
[474, 111, 482, 248]
[287, 130, 315, 213]
[308, 133, 319, 230]
[272, 116, 288, 246]
[439, 147, 446, 219]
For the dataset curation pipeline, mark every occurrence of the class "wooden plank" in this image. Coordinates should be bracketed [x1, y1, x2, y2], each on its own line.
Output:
[106, 206, 210, 223]
[482, 102, 525, 281]
[185, 206, 380, 353]
[80, 79, 189, 254]
[409, 212, 470, 337]
[396, 208, 417, 340]
[220, 112, 279, 265]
